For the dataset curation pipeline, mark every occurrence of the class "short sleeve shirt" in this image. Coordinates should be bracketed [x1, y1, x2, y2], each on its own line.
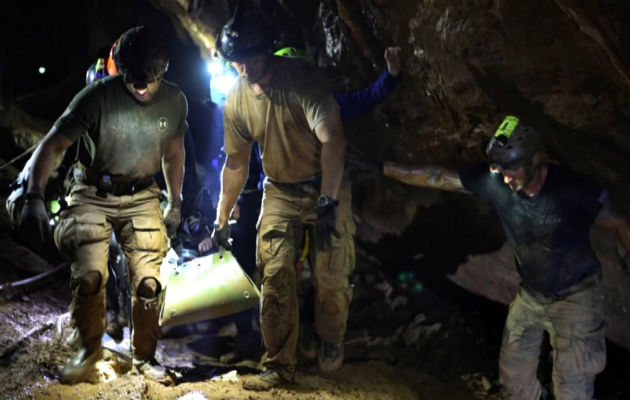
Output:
[458, 163, 605, 295]
[54, 75, 188, 179]
[223, 57, 339, 183]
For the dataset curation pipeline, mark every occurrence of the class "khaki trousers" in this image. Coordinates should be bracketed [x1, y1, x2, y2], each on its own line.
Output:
[256, 179, 355, 370]
[499, 277, 606, 400]
[54, 183, 168, 360]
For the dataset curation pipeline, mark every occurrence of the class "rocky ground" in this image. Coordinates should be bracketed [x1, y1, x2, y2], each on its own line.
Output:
[1, 244, 628, 400]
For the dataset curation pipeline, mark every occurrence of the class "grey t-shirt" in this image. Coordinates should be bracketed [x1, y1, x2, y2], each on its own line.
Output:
[54, 75, 188, 179]
[458, 163, 605, 296]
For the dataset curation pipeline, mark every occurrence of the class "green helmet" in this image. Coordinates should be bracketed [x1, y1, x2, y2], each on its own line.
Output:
[273, 47, 313, 63]
[486, 115, 541, 170]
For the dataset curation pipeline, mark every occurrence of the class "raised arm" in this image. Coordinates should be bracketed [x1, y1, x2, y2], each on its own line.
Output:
[334, 47, 402, 121]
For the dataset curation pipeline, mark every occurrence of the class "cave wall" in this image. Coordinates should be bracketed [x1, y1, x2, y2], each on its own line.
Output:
[152, 0, 629, 348]
[156, 0, 628, 207]
[0, 0, 627, 347]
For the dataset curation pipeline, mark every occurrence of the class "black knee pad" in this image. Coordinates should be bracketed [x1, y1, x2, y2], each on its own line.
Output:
[136, 277, 161, 299]
[78, 271, 103, 296]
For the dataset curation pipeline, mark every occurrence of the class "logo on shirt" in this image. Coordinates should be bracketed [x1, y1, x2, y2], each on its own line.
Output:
[157, 117, 168, 134]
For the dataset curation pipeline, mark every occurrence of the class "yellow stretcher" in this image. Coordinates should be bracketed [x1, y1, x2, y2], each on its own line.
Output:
[159, 249, 260, 327]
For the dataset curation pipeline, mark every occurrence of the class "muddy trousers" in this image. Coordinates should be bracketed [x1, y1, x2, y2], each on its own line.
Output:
[499, 280, 606, 400]
[256, 179, 355, 371]
[54, 184, 168, 360]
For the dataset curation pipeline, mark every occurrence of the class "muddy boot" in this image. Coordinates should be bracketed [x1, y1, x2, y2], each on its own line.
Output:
[106, 309, 128, 343]
[106, 319, 124, 342]
[298, 324, 318, 361]
[242, 367, 294, 391]
[133, 358, 174, 386]
[318, 341, 344, 374]
[220, 332, 262, 364]
[60, 346, 103, 384]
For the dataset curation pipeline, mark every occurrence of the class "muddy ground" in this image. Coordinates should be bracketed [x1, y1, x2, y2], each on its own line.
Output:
[1, 250, 628, 400]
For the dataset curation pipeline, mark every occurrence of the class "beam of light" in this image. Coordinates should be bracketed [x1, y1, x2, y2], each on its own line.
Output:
[207, 59, 237, 106]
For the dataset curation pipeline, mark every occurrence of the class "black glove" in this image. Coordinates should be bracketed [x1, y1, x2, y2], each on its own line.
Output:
[163, 200, 181, 239]
[211, 223, 233, 251]
[315, 200, 340, 252]
[345, 152, 383, 181]
[18, 192, 52, 249]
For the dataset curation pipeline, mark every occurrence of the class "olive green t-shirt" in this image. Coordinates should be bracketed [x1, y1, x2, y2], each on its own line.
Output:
[223, 57, 339, 183]
[54, 75, 188, 179]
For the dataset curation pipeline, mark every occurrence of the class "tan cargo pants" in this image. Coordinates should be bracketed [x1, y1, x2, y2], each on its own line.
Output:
[256, 179, 355, 371]
[54, 183, 168, 360]
[499, 275, 606, 400]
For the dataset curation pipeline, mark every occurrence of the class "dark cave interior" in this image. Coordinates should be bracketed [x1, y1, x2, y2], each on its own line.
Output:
[0, 1, 628, 399]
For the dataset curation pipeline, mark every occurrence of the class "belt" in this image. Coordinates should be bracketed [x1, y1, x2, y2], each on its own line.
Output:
[84, 168, 154, 196]
[527, 272, 601, 301]
[267, 176, 321, 197]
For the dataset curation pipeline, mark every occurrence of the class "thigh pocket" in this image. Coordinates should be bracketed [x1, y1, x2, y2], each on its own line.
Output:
[257, 222, 293, 266]
[555, 322, 606, 376]
[131, 216, 167, 253]
[54, 212, 109, 258]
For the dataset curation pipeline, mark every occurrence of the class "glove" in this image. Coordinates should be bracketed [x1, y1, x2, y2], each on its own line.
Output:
[163, 199, 182, 238]
[211, 223, 233, 251]
[315, 202, 340, 252]
[345, 152, 383, 181]
[18, 192, 52, 249]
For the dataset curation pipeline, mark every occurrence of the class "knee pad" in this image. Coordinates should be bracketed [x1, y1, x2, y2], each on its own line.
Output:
[136, 277, 161, 299]
[78, 271, 103, 296]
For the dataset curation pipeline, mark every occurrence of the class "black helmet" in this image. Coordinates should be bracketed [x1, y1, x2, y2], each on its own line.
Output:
[217, 8, 273, 62]
[113, 26, 169, 85]
[486, 115, 541, 170]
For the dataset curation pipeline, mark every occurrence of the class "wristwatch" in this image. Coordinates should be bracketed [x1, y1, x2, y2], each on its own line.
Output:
[317, 195, 338, 207]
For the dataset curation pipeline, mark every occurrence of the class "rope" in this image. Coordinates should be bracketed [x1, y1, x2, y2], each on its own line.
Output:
[0, 142, 38, 170]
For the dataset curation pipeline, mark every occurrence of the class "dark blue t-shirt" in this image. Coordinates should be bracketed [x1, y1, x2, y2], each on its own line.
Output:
[458, 163, 605, 296]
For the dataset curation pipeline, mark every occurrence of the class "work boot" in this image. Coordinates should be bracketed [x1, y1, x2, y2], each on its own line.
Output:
[60, 346, 103, 384]
[298, 324, 318, 361]
[132, 358, 174, 386]
[318, 341, 344, 374]
[242, 367, 294, 391]
[106, 319, 124, 343]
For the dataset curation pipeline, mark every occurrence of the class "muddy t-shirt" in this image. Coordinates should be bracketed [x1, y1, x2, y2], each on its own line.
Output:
[458, 163, 605, 296]
[223, 57, 339, 183]
[54, 75, 188, 179]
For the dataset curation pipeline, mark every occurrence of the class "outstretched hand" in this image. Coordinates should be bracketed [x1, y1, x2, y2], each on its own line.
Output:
[384, 47, 402, 77]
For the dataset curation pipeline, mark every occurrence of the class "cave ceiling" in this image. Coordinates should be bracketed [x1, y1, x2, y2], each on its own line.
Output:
[152, 0, 629, 210]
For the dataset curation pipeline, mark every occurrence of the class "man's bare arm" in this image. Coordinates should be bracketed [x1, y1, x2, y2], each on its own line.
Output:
[161, 134, 186, 204]
[215, 150, 250, 228]
[315, 109, 346, 199]
[383, 162, 470, 194]
[27, 126, 75, 194]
